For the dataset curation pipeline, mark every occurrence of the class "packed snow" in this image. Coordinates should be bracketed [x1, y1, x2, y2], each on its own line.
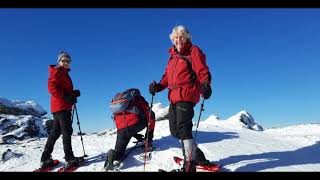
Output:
[1, 101, 320, 172]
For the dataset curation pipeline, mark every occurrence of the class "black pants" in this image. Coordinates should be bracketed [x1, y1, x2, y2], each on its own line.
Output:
[169, 101, 208, 163]
[41, 110, 74, 162]
[169, 101, 195, 140]
[114, 118, 147, 161]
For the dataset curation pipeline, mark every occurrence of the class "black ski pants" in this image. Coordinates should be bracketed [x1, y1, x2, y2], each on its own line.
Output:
[114, 117, 147, 160]
[169, 101, 195, 140]
[41, 110, 74, 161]
[169, 101, 208, 163]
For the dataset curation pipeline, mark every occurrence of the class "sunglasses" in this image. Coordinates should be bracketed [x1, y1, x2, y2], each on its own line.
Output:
[60, 59, 71, 64]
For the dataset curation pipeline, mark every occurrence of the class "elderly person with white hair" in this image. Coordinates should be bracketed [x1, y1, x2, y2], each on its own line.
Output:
[149, 25, 214, 172]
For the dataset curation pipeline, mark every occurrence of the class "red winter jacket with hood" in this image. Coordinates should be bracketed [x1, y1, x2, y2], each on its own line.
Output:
[114, 96, 155, 131]
[158, 41, 211, 104]
[48, 65, 74, 113]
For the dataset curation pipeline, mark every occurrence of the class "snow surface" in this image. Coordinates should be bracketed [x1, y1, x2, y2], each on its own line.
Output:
[0, 102, 320, 172]
[0, 114, 50, 144]
[152, 103, 169, 120]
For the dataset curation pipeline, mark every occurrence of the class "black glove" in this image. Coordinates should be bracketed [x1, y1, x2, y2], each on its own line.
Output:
[63, 94, 77, 104]
[72, 90, 81, 97]
[201, 82, 212, 100]
[149, 81, 162, 95]
[133, 133, 144, 143]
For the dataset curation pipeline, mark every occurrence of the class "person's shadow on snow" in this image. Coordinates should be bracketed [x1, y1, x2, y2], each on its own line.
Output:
[118, 131, 239, 171]
[152, 131, 239, 151]
[80, 153, 107, 167]
[218, 141, 320, 171]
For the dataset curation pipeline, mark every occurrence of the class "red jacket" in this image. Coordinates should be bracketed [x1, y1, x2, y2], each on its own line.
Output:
[159, 41, 211, 104]
[114, 96, 155, 131]
[48, 65, 74, 113]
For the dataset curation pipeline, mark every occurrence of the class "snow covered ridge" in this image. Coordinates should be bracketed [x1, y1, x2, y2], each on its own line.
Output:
[227, 111, 263, 131]
[202, 111, 263, 131]
[0, 97, 46, 117]
[152, 103, 169, 121]
[0, 97, 51, 144]
[152, 103, 263, 131]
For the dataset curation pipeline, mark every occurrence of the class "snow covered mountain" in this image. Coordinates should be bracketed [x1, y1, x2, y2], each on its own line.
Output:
[152, 103, 169, 121]
[0, 97, 51, 144]
[204, 111, 263, 131]
[1, 101, 320, 172]
[0, 98, 46, 117]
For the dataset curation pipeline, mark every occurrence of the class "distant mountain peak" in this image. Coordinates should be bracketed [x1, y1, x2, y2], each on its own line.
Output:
[228, 111, 263, 131]
[203, 111, 263, 131]
[0, 97, 47, 117]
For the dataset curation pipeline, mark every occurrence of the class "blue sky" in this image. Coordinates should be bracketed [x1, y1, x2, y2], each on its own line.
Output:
[0, 8, 319, 132]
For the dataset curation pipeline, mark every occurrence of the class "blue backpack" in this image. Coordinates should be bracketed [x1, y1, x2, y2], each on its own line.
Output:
[109, 88, 141, 115]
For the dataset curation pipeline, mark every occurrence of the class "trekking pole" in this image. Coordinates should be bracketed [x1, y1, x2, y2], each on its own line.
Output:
[71, 105, 75, 124]
[193, 98, 204, 141]
[74, 103, 88, 157]
[143, 94, 154, 171]
[186, 98, 205, 172]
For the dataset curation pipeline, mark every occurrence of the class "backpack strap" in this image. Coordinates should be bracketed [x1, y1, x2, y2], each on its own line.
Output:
[170, 53, 197, 87]
[179, 55, 197, 84]
[170, 46, 197, 85]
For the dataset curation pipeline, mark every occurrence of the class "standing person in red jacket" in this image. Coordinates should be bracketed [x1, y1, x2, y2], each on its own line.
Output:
[40, 51, 83, 168]
[104, 88, 155, 171]
[149, 25, 213, 172]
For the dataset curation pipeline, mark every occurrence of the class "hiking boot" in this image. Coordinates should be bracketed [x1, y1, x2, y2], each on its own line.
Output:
[183, 160, 197, 172]
[171, 167, 185, 172]
[197, 160, 213, 166]
[67, 156, 84, 167]
[40, 157, 54, 168]
[197, 159, 220, 168]
[104, 149, 116, 171]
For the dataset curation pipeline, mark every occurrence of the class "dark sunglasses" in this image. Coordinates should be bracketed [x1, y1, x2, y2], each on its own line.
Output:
[60, 59, 71, 64]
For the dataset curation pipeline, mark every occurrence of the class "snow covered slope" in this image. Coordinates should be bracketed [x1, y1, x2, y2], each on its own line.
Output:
[1, 102, 320, 172]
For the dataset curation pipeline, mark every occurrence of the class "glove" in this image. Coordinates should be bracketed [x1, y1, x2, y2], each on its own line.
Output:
[149, 81, 162, 95]
[201, 82, 212, 100]
[133, 133, 144, 143]
[72, 89, 81, 97]
[63, 94, 77, 104]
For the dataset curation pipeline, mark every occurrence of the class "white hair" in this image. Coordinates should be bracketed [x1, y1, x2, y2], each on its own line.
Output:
[169, 25, 192, 44]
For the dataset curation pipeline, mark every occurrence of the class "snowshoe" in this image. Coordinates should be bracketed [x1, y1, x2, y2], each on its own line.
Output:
[34, 159, 60, 172]
[57, 156, 85, 172]
[173, 156, 221, 172]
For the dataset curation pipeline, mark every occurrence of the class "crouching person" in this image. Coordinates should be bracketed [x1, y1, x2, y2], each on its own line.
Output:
[104, 88, 155, 171]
